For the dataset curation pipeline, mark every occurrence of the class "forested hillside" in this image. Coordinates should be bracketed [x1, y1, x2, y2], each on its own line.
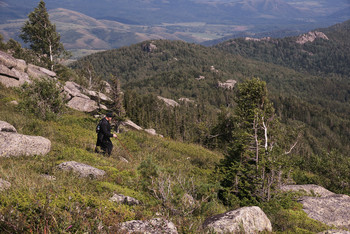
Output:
[71, 38, 350, 156]
[215, 20, 350, 77]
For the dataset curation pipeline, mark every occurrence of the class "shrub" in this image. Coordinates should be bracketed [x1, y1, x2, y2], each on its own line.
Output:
[18, 78, 66, 120]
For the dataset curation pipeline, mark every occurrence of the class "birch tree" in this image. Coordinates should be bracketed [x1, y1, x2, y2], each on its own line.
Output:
[20, 0, 65, 71]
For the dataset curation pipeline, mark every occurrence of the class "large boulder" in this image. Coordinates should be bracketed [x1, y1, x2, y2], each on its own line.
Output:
[67, 96, 99, 112]
[0, 178, 11, 191]
[0, 121, 51, 157]
[119, 218, 178, 234]
[301, 194, 350, 229]
[202, 206, 272, 234]
[57, 161, 106, 179]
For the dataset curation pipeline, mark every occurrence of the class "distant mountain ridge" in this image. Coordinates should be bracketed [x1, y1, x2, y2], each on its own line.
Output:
[0, 0, 349, 56]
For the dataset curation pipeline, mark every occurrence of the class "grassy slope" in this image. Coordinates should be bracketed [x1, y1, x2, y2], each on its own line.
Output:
[0, 84, 225, 232]
[0, 82, 332, 233]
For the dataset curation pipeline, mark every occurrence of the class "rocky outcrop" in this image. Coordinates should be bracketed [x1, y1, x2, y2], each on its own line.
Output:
[57, 161, 106, 179]
[0, 121, 51, 157]
[203, 206, 272, 233]
[301, 194, 350, 229]
[296, 31, 329, 44]
[196, 75, 205, 81]
[119, 218, 178, 234]
[157, 96, 179, 107]
[282, 184, 350, 230]
[218, 79, 236, 89]
[110, 193, 140, 205]
[0, 178, 11, 191]
[67, 96, 99, 112]
[179, 97, 194, 104]
[280, 184, 335, 197]
[63, 81, 112, 112]
[143, 42, 157, 52]
[0, 51, 56, 87]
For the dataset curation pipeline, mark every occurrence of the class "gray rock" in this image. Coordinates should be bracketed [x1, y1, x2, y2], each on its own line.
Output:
[144, 128, 163, 137]
[0, 50, 17, 68]
[119, 218, 178, 234]
[0, 64, 31, 87]
[203, 206, 272, 234]
[0, 120, 17, 133]
[57, 161, 106, 179]
[27, 64, 55, 79]
[0, 178, 11, 191]
[157, 96, 179, 107]
[122, 120, 143, 131]
[67, 96, 98, 112]
[301, 194, 350, 229]
[110, 194, 140, 205]
[0, 126, 51, 157]
[9, 100, 18, 105]
[280, 184, 335, 197]
[218, 79, 237, 90]
[15, 59, 27, 72]
[64, 81, 90, 99]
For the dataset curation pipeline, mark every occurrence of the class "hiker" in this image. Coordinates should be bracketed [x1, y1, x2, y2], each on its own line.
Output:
[95, 112, 118, 156]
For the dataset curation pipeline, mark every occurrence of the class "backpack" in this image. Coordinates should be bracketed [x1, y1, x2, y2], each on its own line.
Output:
[96, 119, 103, 133]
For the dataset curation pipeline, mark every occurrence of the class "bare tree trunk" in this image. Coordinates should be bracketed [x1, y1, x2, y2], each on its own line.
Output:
[49, 44, 53, 71]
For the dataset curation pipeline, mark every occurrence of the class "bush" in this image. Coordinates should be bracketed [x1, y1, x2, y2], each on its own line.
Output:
[18, 79, 66, 120]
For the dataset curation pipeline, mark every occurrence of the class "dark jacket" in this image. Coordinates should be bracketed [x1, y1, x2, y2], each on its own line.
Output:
[97, 118, 113, 146]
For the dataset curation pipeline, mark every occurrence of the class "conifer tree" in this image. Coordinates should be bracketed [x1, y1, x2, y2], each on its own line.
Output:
[20, 0, 66, 71]
[217, 78, 292, 206]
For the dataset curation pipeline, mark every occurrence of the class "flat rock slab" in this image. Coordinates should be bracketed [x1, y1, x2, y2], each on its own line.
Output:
[203, 206, 272, 234]
[0, 178, 11, 191]
[301, 194, 350, 229]
[280, 184, 335, 197]
[119, 218, 178, 234]
[57, 161, 106, 179]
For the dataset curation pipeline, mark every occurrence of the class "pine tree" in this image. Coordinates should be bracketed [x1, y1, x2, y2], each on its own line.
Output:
[20, 0, 66, 71]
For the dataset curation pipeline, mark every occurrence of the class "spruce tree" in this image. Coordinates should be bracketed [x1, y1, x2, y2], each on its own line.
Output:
[20, 0, 65, 71]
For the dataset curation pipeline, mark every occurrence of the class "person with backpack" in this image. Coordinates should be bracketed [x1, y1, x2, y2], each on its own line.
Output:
[95, 112, 117, 156]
